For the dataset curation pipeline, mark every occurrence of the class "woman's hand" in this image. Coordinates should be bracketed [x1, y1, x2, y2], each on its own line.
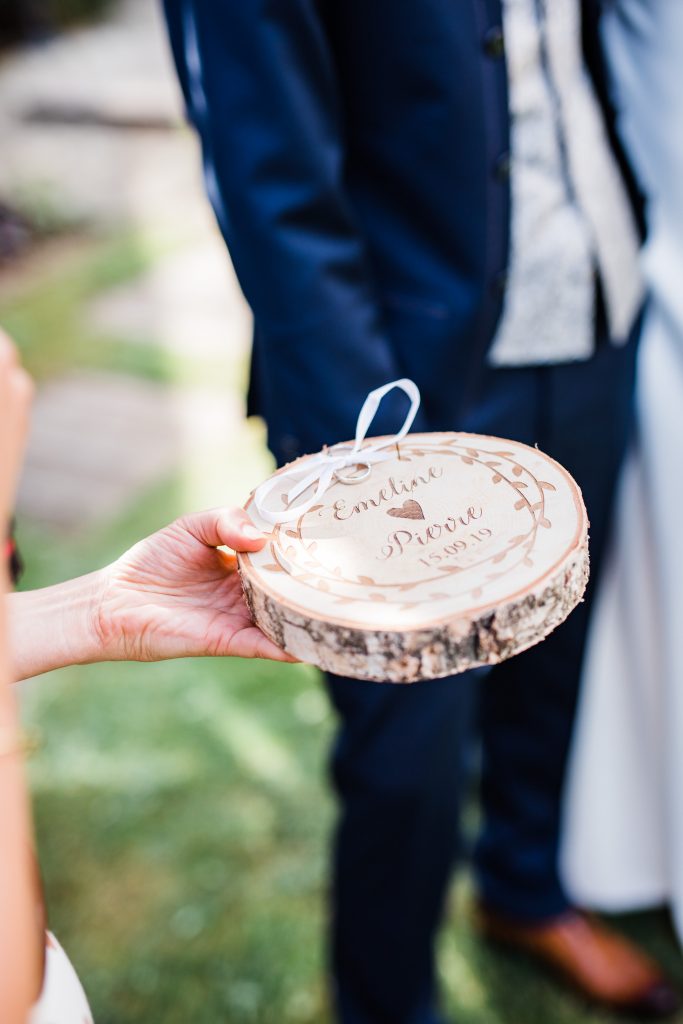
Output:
[93, 506, 292, 663]
[0, 330, 292, 676]
[9, 507, 294, 679]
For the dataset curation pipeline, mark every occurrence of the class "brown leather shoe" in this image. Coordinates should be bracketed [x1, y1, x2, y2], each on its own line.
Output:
[474, 905, 680, 1018]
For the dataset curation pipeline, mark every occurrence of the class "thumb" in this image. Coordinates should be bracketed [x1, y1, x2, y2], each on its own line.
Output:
[179, 507, 268, 553]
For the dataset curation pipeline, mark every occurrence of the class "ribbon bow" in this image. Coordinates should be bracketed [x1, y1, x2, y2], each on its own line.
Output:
[252, 378, 421, 526]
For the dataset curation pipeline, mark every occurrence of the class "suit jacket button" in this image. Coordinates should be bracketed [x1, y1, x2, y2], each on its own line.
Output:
[493, 270, 509, 297]
[495, 152, 511, 181]
[280, 434, 301, 461]
[483, 26, 505, 59]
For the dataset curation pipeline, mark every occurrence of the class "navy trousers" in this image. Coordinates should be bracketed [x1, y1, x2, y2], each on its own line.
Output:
[326, 328, 639, 1024]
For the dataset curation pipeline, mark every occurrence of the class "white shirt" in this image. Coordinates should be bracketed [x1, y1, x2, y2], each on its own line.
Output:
[29, 932, 93, 1024]
[489, 0, 643, 365]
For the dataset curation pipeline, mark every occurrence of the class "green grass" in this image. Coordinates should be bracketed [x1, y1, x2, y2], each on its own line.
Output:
[10, 228, 683, 1023]
[27, 659, 332, 1024]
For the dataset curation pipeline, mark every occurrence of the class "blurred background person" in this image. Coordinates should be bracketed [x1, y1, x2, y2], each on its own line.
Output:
[563, 0, 683, 947]
[163, 1, 678, 1020]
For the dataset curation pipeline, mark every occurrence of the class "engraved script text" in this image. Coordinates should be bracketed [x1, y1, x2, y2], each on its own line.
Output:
[333, 466, 443, 521]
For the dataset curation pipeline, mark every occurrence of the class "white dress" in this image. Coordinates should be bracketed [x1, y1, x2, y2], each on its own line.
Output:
[29, 933, 93, 1024]
[561, 0, 683, 944]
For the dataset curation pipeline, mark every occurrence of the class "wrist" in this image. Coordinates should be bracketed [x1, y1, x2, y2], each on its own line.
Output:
[7, 570, 106, 680]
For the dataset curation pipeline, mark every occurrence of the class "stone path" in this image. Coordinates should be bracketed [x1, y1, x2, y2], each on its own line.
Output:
[0, 0, 190, 227]
[87, 240, 252, 364]
[2, 0, 256, 531]
[18, 371, 184, 530]
[17, 371, 247, 530]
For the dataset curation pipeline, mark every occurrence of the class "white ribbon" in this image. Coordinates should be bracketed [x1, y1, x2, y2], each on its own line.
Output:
[252, 378, 421, 526]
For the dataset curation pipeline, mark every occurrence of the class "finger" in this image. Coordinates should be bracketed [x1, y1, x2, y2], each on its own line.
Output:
[12, 366, 34, 427]
[180, 507, 269, 553]
[0, 336, 34, 518]
[254, 632, 299, 662]
[224, 624, 299, 662]
[6, 367, 34, 470]
[0, 328, 19, 369]
[0, 335, 33, 418]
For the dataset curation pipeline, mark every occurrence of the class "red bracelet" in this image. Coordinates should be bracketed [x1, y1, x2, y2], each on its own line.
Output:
[4, 537, 15, 562]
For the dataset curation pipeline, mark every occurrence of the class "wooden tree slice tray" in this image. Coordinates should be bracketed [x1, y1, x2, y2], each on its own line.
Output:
[238, 432, 589, 682]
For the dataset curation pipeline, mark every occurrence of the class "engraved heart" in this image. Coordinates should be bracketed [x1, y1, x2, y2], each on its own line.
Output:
[387, 500, 425, 520]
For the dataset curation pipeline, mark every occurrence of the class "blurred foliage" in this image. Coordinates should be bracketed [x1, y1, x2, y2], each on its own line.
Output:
[9, 228, 683, 1023]
[0, 0, 112, 46]
[0, 226, 249, 392]
[0, 230, 171, 383]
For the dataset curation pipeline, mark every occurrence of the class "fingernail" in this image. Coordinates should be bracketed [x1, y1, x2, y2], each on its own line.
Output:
[243, 523, 264, 541]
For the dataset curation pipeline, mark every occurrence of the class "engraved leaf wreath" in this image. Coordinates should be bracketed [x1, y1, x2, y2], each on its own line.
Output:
[260, 445, 557, 609]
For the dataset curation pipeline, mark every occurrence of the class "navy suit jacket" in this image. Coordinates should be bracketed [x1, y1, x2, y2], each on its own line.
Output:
[164, 0, 636, 464]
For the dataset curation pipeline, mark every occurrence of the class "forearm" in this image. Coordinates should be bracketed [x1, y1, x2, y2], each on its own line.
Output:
[0, 599, 42, 1020]
[7, 572, 103, 681]
[0, 738, 42, 1022]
